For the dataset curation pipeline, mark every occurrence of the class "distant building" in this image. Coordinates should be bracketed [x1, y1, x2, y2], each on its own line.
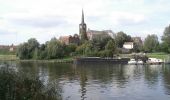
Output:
[59, 34, 80, 45]
[59, 9, 115, 44]
[9, 44, 16, 52]
[79, 9, 88, 42]
[0, 45, 9, 49]
[123, 42, 134, 49]
[0, 44, 17, 52]
[86, 29, 115, 40]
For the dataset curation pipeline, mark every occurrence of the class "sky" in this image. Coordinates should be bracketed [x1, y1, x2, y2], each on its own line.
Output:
[0, 0, 170, 45]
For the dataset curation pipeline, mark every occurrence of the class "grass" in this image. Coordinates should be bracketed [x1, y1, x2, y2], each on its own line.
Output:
[147, 52, 169, 60]
[0, 54, 74, 63]
[0, 55, 18, 61]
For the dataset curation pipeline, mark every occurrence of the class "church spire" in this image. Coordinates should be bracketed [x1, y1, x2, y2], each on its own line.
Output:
[81, 9, 84, 24]
[79, 9, 88, 42]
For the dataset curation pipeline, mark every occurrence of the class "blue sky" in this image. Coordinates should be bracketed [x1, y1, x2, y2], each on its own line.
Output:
[0, 0, 170, 45]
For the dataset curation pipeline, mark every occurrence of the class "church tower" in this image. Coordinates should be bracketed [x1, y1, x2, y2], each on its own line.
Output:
[79, 9, 88, 42]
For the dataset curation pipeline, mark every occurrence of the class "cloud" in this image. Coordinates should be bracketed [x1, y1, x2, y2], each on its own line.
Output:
[0, 0, 170, 45]
[8, 15, 69, 28]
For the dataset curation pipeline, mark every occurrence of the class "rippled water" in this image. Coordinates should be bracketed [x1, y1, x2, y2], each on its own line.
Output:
[1, 61, 170, 100]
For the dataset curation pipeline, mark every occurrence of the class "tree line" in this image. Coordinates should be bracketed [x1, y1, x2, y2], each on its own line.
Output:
[17, 25, 170, 60]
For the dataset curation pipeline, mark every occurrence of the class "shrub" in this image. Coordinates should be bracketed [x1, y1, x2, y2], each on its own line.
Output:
[0, 65, 61, 100]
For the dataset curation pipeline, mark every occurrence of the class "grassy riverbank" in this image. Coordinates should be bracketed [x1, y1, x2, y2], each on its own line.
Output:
[0, 54, 74, 63]
[1, 53, 168, 62]
[147, 52, 169, 60]
[0, 55, 18, 61]
[18, 57, 74, 63]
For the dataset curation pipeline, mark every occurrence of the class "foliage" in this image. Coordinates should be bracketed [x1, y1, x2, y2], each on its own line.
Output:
[144, 34, 159, 52]
[115, 31, 132, 48]
[46, 38, 65, 59]
[133, 42, 143, 53]
[0, 65, 61, 100]
[76, 41, 96, 56]
[162, 25, 170, 53]
[17, 38, 77, 60]
[91, 34, 113, 51]
[17, 38, 39, 59]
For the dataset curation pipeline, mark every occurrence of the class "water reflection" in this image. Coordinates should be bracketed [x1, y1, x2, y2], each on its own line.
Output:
[162, 65, 170, 95]
[1, 61, 170, 100]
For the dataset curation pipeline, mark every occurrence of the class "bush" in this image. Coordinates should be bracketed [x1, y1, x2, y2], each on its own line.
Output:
[0, 65, 61, 100]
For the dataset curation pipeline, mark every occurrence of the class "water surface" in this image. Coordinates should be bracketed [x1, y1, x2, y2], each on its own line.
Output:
[1, 61, 170, 100]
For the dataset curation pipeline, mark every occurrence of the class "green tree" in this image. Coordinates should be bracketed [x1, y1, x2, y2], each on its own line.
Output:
[65, 43, 77, 56]
[144, 34, 159, 52]
[162, 25, 170, 53]
[92, 34, 113, 51]
[76, 41, 95, 56]
[17, 38, 39, 59]
[115, 31, 132, 48]
[133, 42, 143, 53]
[46, 38, 65, 59]
[17, 43, 29, 59]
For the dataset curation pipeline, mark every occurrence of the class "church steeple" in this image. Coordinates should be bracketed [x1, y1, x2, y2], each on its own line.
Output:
[81, 9, 84, 24]
[79, 9, 88, 42]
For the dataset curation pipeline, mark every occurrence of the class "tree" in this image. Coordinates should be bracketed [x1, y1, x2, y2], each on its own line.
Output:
[144, 34, 159, 52]
[46, 38, 65, 59]
[17, 38, 40, 59]
[76, 41, 96, 56]
[17, 43, 29, 59]
[115, 31, 132, 48]
[133, 42, 143, 53]
[162, 25, 170, 53]
[65, 43, 77, 56]
[91, 34, 113, 51]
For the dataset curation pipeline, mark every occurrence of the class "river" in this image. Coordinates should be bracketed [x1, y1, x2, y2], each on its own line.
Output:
[1, 61, 170, 100]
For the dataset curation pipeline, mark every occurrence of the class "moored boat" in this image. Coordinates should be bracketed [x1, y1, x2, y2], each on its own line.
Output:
[137, 59, 144, 65]
[128, 59, 137, 65]
[147, 58, 163, 64]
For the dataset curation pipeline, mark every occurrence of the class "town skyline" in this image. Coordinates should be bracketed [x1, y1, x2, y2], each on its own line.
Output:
[0, 0, 170, 45]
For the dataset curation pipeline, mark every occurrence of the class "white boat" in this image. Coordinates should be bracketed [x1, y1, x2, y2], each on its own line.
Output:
[147, 58, 163, 64]
[128, 59, 137, 65]
[137, 59, 144, 65]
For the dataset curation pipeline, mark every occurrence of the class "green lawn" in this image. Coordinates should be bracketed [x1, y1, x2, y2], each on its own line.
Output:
[0, 55, 18, 61]
[147, 52, 170, 60]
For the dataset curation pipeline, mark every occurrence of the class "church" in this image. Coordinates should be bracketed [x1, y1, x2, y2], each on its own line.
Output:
[59, 10, 115, 45]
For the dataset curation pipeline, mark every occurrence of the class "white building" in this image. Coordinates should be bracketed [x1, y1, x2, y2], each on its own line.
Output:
[123, 42, 134, 49]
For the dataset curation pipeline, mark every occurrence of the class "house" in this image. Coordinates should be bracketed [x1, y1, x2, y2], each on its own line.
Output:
[123, 42, 134, 49]
[0, 44, 17, 52]
[59, 34, 80, 45]
[9, 44, 17, 52]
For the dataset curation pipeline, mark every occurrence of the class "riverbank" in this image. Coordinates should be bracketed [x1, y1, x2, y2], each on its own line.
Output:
[0, 55, 74, 63]
[147, 52, 169, 60]
[18, 57, 74, 63]
[0, 55, 18, 61]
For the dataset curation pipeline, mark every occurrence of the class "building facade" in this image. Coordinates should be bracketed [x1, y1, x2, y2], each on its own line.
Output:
[86, 29, 115, 40]
[59, 34, 80, 45]
[123, 42, 134, 49]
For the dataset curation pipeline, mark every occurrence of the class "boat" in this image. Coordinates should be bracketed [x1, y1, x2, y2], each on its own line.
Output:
[128, 59, 137, 65]
[128, 59, 144, 65]
[137, 59, 144, 65]
[147, 58, 163, 64]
